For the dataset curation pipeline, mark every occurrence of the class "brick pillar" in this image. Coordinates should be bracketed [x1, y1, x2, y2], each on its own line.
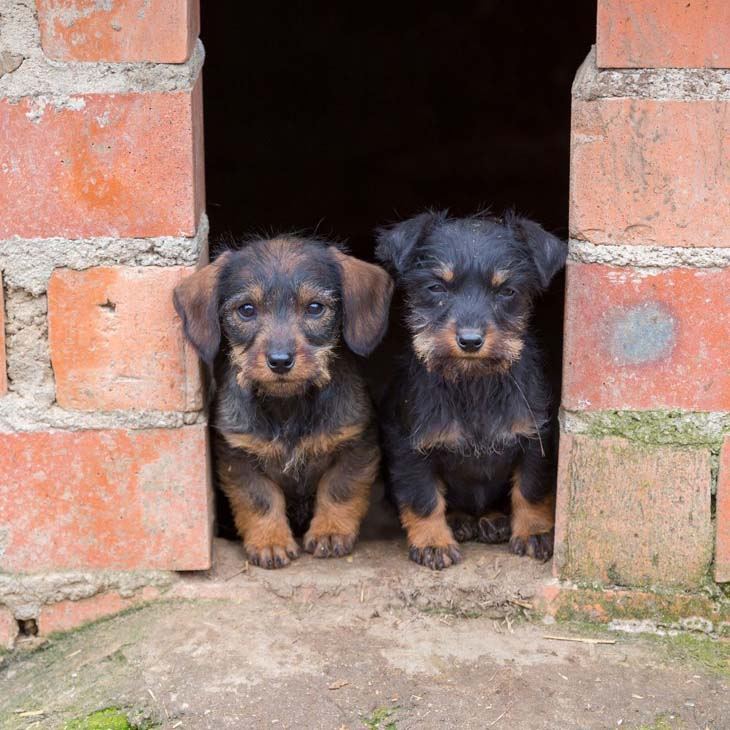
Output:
[0, 0, 210, 602]
[555, 1, 730, 591]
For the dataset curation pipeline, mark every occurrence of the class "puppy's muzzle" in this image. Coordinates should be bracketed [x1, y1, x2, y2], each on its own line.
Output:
[266, 350, 295, 374]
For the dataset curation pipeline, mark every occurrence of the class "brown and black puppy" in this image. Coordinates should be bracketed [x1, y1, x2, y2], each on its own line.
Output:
[376, 211, 566, 570]
[174, 237, 393, 568]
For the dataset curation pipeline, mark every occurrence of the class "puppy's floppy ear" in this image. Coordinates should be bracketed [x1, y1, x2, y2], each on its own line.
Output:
[375, 211, 438, 275]
[173, 252, 231, 366]
[331, 249, 394, 357]
[509, 214, 567, 289]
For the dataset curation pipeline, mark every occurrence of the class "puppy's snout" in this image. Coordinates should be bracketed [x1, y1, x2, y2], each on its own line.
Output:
[456, 329, 484, 353]
[266, 350, 295, 374]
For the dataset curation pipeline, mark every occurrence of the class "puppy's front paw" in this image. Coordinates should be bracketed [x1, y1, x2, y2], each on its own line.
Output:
[408, 544, 462, 570]
[477, 513, 511, 544]
[509, 529, 554, 562]
[447, 513, 478, 543]
[303, 531, 357, 558]
[245, 540, 300, 569]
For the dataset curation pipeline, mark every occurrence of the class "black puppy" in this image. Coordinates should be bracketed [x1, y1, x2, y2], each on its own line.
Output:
[174, 237, 393, 568]
[376, 211, 566, 569]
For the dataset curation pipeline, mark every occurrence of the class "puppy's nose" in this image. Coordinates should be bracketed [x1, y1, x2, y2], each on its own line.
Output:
[456, 329, 484, 352]
[266, 351, 295, 374]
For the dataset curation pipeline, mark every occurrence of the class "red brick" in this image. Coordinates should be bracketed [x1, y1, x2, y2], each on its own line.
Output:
[0, 425, 211, 572]
[40, 586, 161, 635]
[0, 81, 204, 239]
[554, 434, 713, 589]
[0, 606, 16, 649]
[48, 266, 202, 412]
[562, 262, 730, 411]
[570, 98, 730, 247]
[597, 0, 730, 69]
[37, 0, 199, 63]
[0, 272, 6, 396]
[716, 437, 730, 582]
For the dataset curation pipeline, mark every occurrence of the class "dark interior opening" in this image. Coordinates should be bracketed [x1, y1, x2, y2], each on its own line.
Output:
[201, 2, 596, 540]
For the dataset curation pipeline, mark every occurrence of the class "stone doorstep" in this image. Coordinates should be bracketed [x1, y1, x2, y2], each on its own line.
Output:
[2, 539, 728, 650]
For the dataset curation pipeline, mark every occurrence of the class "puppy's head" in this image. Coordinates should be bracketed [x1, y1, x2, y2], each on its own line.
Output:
[376, 211, 566, 379]
[174, 237, 393, 397]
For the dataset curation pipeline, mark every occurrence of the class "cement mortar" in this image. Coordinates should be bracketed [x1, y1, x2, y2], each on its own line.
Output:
[0, 393, 208, 432]
[0, 568, 175, 618]
[3, 286, 54, 406]
[0, 214, 208, 296]
[574, 47, 730, 101]
[0, 0, 204, 100]
[561, 409, 730, 447]
[569, 239, 730, 269]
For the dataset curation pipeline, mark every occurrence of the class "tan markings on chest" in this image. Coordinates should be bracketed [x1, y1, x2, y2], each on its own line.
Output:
[414, 421, 466, 453]
[224, 422, 366, 472]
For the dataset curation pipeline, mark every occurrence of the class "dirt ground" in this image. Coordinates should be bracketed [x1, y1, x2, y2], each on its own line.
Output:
[1, 538, 728, 730]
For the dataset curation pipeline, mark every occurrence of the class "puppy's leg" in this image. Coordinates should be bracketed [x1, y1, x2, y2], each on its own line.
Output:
[508, 440, 555, 561]
[304, 438, 379, 558]
[218, 453, 299, 569]
[400, 486, 462, 570]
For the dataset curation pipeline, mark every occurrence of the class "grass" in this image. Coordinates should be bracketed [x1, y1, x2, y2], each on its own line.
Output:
[635, 715, 680, 730]
[652, 632, 730, 678]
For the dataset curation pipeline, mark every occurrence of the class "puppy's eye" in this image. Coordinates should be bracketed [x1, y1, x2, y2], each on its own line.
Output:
[427, 283, 447, 294]
[498, 287, 516, 299]
[238, 303, 257, 319]
[306, 302, 325, 317]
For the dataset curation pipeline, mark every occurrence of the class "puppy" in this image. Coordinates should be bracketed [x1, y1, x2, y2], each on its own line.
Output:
[174, 237, 394, 568]
[375, 211, 566, 570]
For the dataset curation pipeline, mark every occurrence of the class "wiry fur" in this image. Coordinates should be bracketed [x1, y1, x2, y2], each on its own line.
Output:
[174, 236, 393, 568]
[376, 211, 566, 569]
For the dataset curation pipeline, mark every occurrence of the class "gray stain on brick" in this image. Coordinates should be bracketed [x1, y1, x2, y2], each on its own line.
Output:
[610, 303, 675, 365]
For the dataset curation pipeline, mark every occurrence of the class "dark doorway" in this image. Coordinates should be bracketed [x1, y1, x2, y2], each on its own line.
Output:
[202, 1, 595, 250]
[201, 1, 596, 537]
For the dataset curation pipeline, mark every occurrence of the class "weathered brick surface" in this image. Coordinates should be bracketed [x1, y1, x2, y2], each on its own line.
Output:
[0, 81, 204, 239]
[562, 262, 730, 411]
[40, 586, 162, 635]
[48, 266, 202, 412]
[0, 425, 211, 572]
[37, 0, 199, 63]
[0, 606, 15, 649]
[597, 0, 730, 69]
[554, 434, 713, 589]
[570, 99, 730, 247]
[538, 583, 728, 625]
[0, 272, 6, 396]
[716, 437, 730, 583]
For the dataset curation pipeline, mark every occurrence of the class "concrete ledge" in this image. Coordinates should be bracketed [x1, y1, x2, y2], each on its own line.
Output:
[569, 239, 730, 269]
[0, 217, 208, 296]
[573, 47, 730, 101]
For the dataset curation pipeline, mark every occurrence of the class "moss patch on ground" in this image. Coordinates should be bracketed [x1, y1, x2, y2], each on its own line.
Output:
[362, 705, 398, 729]
[64, 708, 139, 730]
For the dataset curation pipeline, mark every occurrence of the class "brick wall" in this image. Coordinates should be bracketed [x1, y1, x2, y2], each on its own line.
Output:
[0, 1, 208, 646]
[555, 1, 730, 591]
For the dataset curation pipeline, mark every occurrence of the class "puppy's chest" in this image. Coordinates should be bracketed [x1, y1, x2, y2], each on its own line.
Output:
[223, 421, 363, 476]
[408, 400, 538, 458]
